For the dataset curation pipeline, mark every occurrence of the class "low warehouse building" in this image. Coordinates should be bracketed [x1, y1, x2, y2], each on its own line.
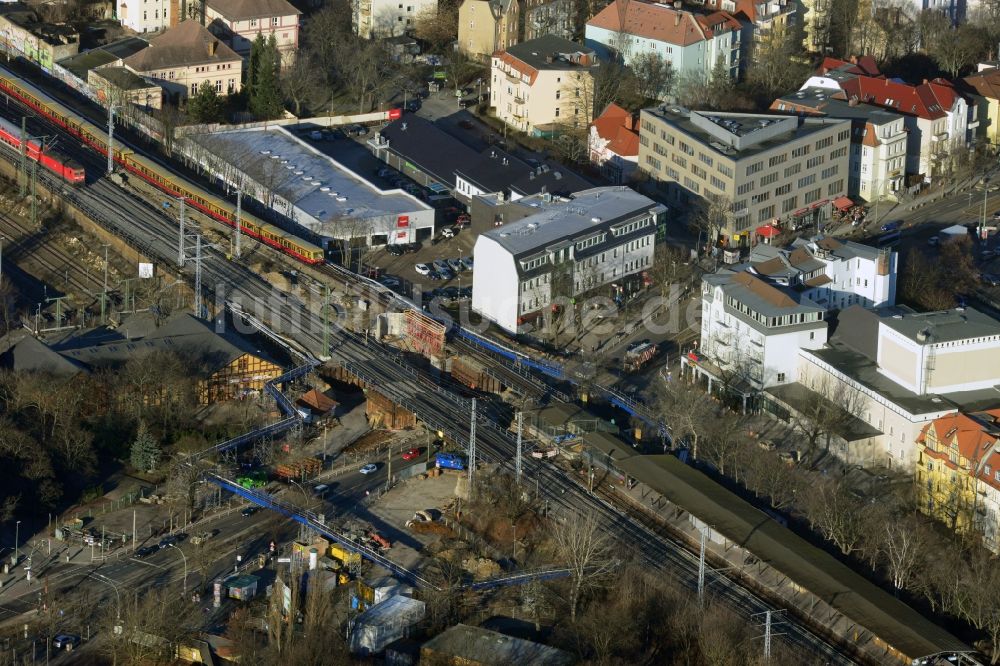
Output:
[184, 126, 435, 248]
[421, 624, 574, 665]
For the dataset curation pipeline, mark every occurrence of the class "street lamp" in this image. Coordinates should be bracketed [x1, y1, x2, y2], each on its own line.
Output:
[168, 544, 188, 594]
[981, 177, 990, 241]
[13, 520, 20, 565]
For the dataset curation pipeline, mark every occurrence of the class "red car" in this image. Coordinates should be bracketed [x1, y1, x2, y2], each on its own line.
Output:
[402, 448, 422, 461]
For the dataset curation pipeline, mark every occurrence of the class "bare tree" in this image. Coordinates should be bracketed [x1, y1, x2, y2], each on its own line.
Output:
[876, 512, 933, 591]
[280, 53, 322, 117]
[630, 53, 674, 102]
[552, 511, 618, 622]
[803, 480, 867, 556]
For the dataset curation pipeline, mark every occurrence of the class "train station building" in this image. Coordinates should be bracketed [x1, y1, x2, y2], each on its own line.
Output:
[182, 126, 435, 248]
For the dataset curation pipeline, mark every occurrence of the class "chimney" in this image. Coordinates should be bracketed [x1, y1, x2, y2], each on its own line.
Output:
[675, 10, 681, 25]
[624, 113, 635, 131]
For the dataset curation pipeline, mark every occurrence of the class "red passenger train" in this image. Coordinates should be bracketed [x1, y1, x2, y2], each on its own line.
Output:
[0, 115, 84, 184]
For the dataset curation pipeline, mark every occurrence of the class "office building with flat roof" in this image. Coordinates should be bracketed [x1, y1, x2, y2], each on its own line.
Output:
[637, 107, 850, 244]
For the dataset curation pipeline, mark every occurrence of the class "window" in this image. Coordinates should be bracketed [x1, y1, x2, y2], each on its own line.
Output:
[815, 136, 833, 150]
[806, 155, 825, 169]
[190, 83, 198, 95]
[768, 153, 787, 167]
[775, 183, 791, 196]
[746, 161, 764, 175]
[804, 187, 822, 203]
[683, 177, 700, 193]
[717, 163, 733, 177]
[710, 175, 726, 191]
[777, 372, 786, 382]
[555, 108, 560, 117]
[798, 174, 816, 188]
[784, 163, 801, 177]
[760, 172, 778, 186]
[272, 16, 279, 25]
[821, 165, 838, 179]
[699, 153, 714, 167]
[691, 165, 707, 179]
[827, 179, 844, 195]
[250, 17, 258, 26]
[215, 79, 222, 92]
[736, 181, 754, 195]
[781, 196, 797, 213]
[831, 146, 847, 159]
[792, 145, 810, 158]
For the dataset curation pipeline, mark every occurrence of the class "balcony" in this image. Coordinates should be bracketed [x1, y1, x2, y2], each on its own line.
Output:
[932, 131, 950, 142]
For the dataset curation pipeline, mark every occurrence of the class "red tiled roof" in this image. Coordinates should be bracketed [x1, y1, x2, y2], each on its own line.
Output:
[922, 410, 1000, 491]
[816, 56, 881, 77]
[839, 76, 959, 120]
[962, 67, 1000, 101]
[591, 103, 640, 157]
[587, 0, 739, 46]
[493, 51, 537, 85]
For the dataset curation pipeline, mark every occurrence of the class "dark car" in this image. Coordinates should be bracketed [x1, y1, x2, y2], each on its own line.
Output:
[405, 99, 421, 112]
[241, 506, 259, 518]
[404, 242, 421, 253]
[135, 545, 159, 558]
[347, 124, 369, 136]
[386, 244, 405, 256]
[458, 120, 474, 130]
[53, 634, 81, 651]
[880, 220, 901, 233]
[159, 535, 179, 549]
[442, 286, 461, 300]
[458, 98, 477, 109]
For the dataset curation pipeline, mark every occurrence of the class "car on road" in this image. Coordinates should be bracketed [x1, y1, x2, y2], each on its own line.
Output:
[240, 506, 259, 518]
[993, 210, 1000, 221]
[880, 221, 901, 233]
[447, 258, 465, 272]
[158, 535, 179, 548]
[402, 448, 422, 461]
[627, 339, 652, 352]
[414, 263, 431, 276]
[190, 531, 216, 545]
[135, 545, 159, 558]
[386, 244, 405, 256]
[982, 273, 1000, 286]
[927, 236, 939, 246]
[53, 634, 80, 651]
[441, 227, 457, 238]
[360, 463, 378, 475]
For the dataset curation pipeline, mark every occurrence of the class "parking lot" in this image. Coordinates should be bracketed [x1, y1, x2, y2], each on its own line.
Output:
[369, 227, 477, 302]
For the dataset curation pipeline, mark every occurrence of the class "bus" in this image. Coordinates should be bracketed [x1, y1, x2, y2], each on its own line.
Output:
[435, 453, 466, 471]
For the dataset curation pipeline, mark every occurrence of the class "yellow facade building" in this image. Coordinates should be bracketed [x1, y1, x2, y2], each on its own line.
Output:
[916, 409, 1000, 552]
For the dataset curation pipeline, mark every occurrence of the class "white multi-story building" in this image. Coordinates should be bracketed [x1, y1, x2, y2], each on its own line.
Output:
[771, 88, 908, 201]
[749, 235, 897, 311]
[585, 0, 742, 82]
[799, 305, 1000, 468]
[689, 235, 895, 394]
[698, 269, 828, 390]
[471, 187, 666, 332]
[490, 35, 600, 136]
[117, 0, 172, 33]
[354, 0, 438, 38]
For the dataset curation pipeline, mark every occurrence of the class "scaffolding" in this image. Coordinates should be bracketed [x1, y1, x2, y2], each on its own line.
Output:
[404, 309, 445, 359]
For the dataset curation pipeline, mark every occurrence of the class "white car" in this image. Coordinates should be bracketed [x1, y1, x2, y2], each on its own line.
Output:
[441, 227, 456, 238]
[360, 463, 378, 475]
[414, 263, 431, 276]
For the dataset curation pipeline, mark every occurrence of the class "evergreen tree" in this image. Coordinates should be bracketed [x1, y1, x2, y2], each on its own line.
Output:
[245, 34, 265, 104]
[130, 422, 161, 473]
[250, 35, 284, 120]
[187, 81, 224, 123]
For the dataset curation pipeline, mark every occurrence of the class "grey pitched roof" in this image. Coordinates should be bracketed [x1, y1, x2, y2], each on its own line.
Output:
[6, 335, 86, 376]
[422, 624, 573, 666]
[504, 36, 598, 71]
[207, 0, 300, 19]
[829, 305, 880, 360]
[6, 314, 270, 377]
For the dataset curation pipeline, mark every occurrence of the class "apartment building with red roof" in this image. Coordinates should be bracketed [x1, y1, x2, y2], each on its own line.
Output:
[585, 0, 743, 82]
[800, 61, 974, 183]
[588, 103, 640, 184]
[917, 409, 1000, 552]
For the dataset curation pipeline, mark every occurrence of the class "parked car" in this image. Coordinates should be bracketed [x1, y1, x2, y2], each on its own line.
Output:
[135, 545, 159, 558]
[442, 286, 461, 301]
[379, 275, 402, 288]
[459, 286, 472, 299]
[441, 227, 457, 238]
[438, 267, 455, 280]
[993, 210, 1000, 221]
[447, 258, 465, 272]
[458, 119, 474, 130]
[240, 506, 259, 518]
[461, 256, 474, 271]
[458, 98, 477, 109]
[402, 448, 422, 461]
[386, 244, 404, 256]
[427, 270, 443, 281]
[414, 263, 431, 276]
[360, 463, 378, 475]
[53, 634, 81, 651]
[347, 124, 368, 136]
[432, 259, 450, 272]
[404, 242, 421, 253]
[454, 214, 471, 228]
[982, 273, 1000, 286]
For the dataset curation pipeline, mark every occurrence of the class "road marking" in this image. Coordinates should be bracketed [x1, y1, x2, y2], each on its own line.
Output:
[128, 558, 166, 570]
